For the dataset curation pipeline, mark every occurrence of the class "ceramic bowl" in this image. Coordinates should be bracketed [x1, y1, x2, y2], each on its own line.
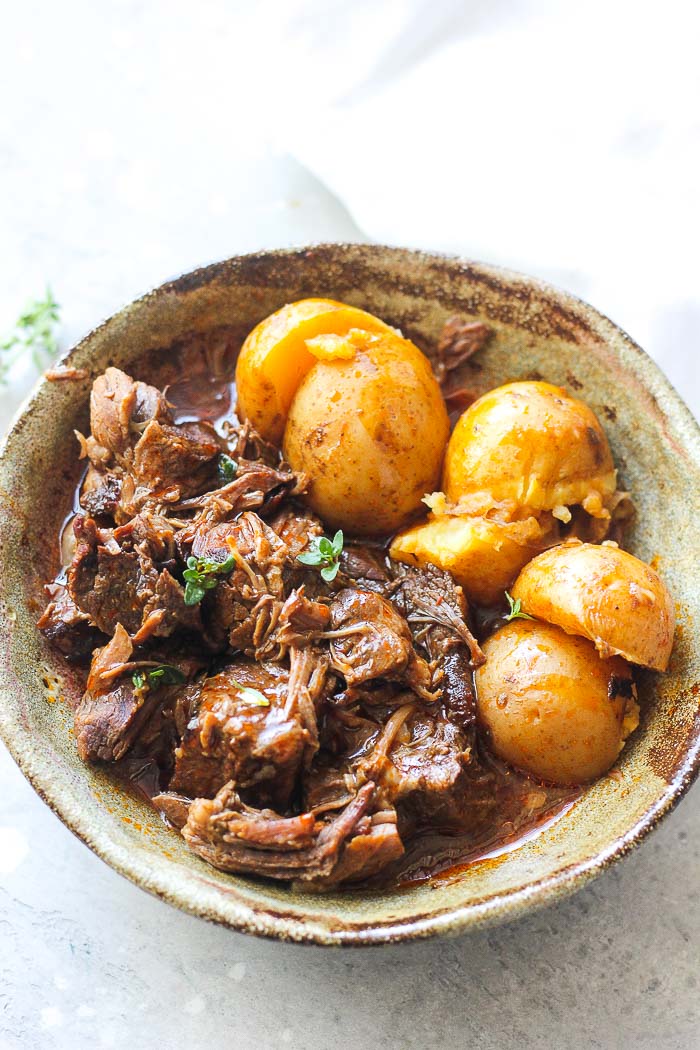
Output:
[1, 244, 698, 945]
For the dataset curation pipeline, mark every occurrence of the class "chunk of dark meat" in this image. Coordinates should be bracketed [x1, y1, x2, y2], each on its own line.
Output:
[37, 582, 106, 661]
[340, 543, 391, 587]
[260, 588, 331, 659]
[67, 515, 201, 640]
[268, 506, 324, 561]
[174, 464, 306, 558]
[80, 466, 122, 519]
[434, 317, 492, 385]
[191, 512, 289, 651]
[227, 419, 283, 469]
[75, 625, 204, 763]
[181, 779, 402, 885]
[89, 367, 171, 462]
[170, 661, 310, 808]
[131, 419, 223, 497]
[388, 562, 483, 727]
[307, 688, 475, 823]
[74, 626, 167, 761]
[327, 589, 436, 700]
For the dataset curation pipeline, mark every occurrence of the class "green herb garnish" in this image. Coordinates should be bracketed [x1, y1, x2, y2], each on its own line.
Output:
[132, 664, 186, 691]
[230, 678, 270, 707]
[504, 591, 534, 622]
[297, 530, 344, 583]
[217, 454, 237, 483]
[0, 288, 60, 383]
[183, 553, 236, 606]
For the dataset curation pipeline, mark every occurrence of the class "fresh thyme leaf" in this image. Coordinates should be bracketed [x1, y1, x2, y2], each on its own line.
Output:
[320, 561, 340, 583]
[230, 678, 270, 707]
[132, 665, 186, 691]
[183, 552, 236, 606]
[147, 665, 186, 686]
[0, 287, 61, 383]
[217, 453, 237, 483]
[296, 530, 344, 581]
[504, 591, 534, 622]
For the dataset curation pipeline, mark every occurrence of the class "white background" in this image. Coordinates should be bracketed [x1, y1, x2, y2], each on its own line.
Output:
[0, 3, 698, 1048]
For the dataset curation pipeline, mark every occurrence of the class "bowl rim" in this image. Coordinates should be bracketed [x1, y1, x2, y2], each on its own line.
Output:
[1, 242, 699, 946]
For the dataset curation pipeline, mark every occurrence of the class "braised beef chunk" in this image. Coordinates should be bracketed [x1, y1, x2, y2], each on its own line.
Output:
[80, 466, 122, 518]
[181, 779, 403, 885]
[89, 367, 171, 462]
[132, 419, 223, 497]
[328, 589, 435, 700]
[169, 662, 308, 808]
[37, 582, 105, 661]
[74, 625, 199, 763]
[66, 514, 201, 641]
[40, 355, 573, 891]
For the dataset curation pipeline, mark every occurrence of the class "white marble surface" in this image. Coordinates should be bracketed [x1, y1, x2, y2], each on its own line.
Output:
[1, 3, 698, 1048]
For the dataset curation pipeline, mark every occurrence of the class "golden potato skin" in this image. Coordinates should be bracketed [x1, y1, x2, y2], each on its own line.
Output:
[475, 620, 639, 785]
[443, 381, 617, 519]
[390, 513, 544, 605]
[511, 542, 675, 671]
[283, 329, 449, 535]
[235, 298, 393, 445]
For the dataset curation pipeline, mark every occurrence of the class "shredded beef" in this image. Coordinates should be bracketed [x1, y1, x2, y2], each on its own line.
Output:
[434, 317, 492, 384]
[327, 589, 435, 700]
[180, 780, 402, 884]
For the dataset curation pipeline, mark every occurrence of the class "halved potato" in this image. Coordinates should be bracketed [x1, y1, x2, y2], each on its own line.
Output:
[476, 619, 639, 785]
[283, 328, 449, 535]
[511, 541, 675, 671]
[390, 512, 545, 606]
[443, 381, 618, 521]
[235, 298, 394, 444]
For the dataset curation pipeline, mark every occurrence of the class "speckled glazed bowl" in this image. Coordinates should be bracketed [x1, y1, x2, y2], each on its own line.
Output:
[1, 244, 699, 945]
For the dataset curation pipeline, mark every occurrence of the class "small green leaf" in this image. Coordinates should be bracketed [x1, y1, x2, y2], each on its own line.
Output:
[147, 665, 186, 686]
[230, 678, 270, 707]
[132, 664, 187, 690]
[296, 531, 344, 583]
[297, 550, 322, 566]
[182, 551, 237, 605]
[217, 454, 237, 482]
[504, 591, 534, 622]
[0, 287, 61, 384]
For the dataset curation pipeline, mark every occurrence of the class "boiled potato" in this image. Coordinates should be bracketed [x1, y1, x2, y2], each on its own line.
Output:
[390, 512, 545, 605]
[511, 541, 675, 671]
[443, 381, 618, 521]
[476, 620, 639, 784]
[283, 328, 449, 535]
[235, 298, 394, 444]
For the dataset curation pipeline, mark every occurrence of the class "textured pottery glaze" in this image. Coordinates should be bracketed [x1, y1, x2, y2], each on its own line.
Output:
[0, 244, 698, 946]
